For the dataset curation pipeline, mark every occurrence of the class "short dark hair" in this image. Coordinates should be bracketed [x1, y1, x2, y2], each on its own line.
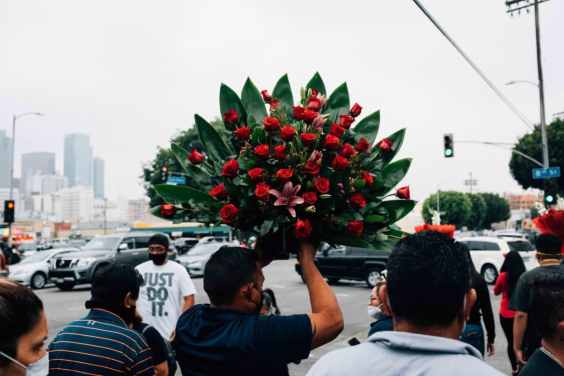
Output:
[86, 263, 143, 311]
[529, 272, 564, 340]
[148, 233, 170, 249]
[535, 233, 562, 257]
[386, 231, 470, 327]
[0, 282, 44, 366]
[204, 247, 257, 306]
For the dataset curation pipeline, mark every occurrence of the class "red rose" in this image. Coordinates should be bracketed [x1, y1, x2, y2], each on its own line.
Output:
[234, 126, 251, 141]
[274, 144, 287, 160]
[347, 220, 364, 236]
[340, 143, 357, 158]
[339, 114, 355, 129]
[350, 192, 367, 208]
[208, 183, 228, 199]
[303, 160, 321, 176]
[329, 124, 345, 138]
[280, 125, 296, 141]
[307, 97, 322, 112]
[303, 109, 319, 124]
[303, 192, 318, 205]
[314, 177, 330, 193]
[324, 134, 341, 150]
[219, 203, 239, 224]
[293, 106, 306, 120]
[350, 103, 362, 117]
[254, 144, 270, 158]
[301, 133, 318, 146]
[332, 155, 350, 170]
[188, 149, 205, 164]
[378, 138, 393, 152]
[160, 204, 176, 218]
[223, 109, 239, 124]
[361, 171, 374, 186]
[222, 159, 239, 178]
[276, 168, 293, 182]
[270, 99, 280, 109]
[295, 219, 313, 239]
[248, 168, 265, 182]
[255, 183, 271, 201]
[355, 137, 370, 152]
[397, 186, 411, 200]
[261, 90, 272, 103]
[263, 116, 281, 132]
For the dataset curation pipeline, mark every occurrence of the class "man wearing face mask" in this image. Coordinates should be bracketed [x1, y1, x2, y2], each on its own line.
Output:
[0, 280, 49, 376]
[136, 233, 196, 341]
[48, 263, 154, 375]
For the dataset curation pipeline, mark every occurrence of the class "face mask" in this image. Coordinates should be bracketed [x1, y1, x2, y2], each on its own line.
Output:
[149, 252, 167, 265]
[0, 351, 47, 375]
[367, 306, 382, 319]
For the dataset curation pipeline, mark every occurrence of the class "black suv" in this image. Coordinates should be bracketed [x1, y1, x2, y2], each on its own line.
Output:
[295, 244, 389, 288]
[49, 232, 176, 291]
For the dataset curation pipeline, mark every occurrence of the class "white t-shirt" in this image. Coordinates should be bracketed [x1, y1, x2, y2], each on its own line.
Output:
[136, 260, 196, 339]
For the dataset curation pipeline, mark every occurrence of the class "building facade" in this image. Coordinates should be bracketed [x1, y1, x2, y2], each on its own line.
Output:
[60, 186, 94, 223]
[93, 157, 105, 199]
[21, 152, 56, 195]
[0, 130, 12, 188]
[64, 134, 93, 188]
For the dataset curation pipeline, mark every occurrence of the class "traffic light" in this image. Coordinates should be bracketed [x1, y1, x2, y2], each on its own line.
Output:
[443, 134, 454, 158]
[3, 200, 15, 223]
[544, 186, 558, 207]
[161, 165, 169, 182]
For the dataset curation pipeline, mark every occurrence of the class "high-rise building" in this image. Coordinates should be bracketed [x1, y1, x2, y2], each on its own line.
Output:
[64, 133, 93, 188]
[41, 174, 67, 195]
[0, 130, 12, 188]
[93, 157, 105, 199]
[60, 186, 94, 223]
[21, 152, 56, 195]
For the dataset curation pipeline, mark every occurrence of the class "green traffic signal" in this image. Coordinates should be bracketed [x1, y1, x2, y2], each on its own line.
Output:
[443, 134, 454, 158]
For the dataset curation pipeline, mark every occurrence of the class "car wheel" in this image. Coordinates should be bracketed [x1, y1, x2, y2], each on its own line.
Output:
[366, 270, 382, 288]
[56, 281, 76, 291]
[30, 272, 47, 289]
[481, 264, 498, 285]
[327, 278, 340, 285]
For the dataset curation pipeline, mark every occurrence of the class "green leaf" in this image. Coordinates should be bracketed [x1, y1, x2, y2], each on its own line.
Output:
[365, 214, 386, 223]
[195, 114, 232, 162]
[376, 158, 412, 195]
[260, 220, 274, 237]
[382, 128, 406, 164]
[250, 126, 267, 145]
[241, 78, 267, 125]
[326, 83, 350, 116]
[379, 200, 416, 224]
[170, 143, 211, 188]
[354, 111, 380, 144]
[171, 143, 189, 172]
[306, 72, 327, 96]
[272, 74, 294, 108]
[219, 83, 247, 129]
[154, 184, 215, 205]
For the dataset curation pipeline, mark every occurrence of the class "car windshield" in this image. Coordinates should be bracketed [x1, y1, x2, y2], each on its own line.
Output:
[83, 237, 121, 251]
[189, 244, 222, 256]
[20, 251, 55, 264]
[508, 240, 534, 252]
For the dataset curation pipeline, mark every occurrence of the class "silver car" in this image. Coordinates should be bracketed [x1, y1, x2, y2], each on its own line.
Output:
[9, 248, 78, 289]
[177, 241, 239, 277]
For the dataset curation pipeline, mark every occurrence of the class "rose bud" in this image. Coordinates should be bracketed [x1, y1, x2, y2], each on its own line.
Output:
[263, 116, 281, 132]
[339, 114, 355, 129]
[378, 138, 393, 152]
[350, 192, 367, 209]
[188, 149, 205, 164]
[347, 220, 364, 236]
[261, 90, 272, 103]
[396, 186, 411, 200]
[355, 137, 370, 152]
[248, 167, 265, 182]
[219, 203, 239, 224]
[293, 106, 306, 120]
[307, 96, 322, 112]
[330, 124, 346, 138]
[295, 219, 313, 239]
[223, 109, 239, 124]
[324, 134, 341, 150]
[312, 115, 327, 130]
[221, 159, 239, 178]
[255, 183, 271, 201]
[160, 204, 176, 218]
[208, 183, 228, 199]
[270, 99, 280, 110]
[274, 144, 287, 160]
[254, 144, 270, 158]
[340, 143, 357, 158]
[314, 177, 330, 194]
[361, 171, 374, 186]
[301, 133, 318, 146]
[350, 103, 362, 117]
[303, 160, 321, 176]
[303, 191, 318, 205]
[332, 155, 350, 170]
[234, 126, 251, 141]
[280, 125, 296, 141]
[302, 109, 319, 124]
[276, 168, 294, 182]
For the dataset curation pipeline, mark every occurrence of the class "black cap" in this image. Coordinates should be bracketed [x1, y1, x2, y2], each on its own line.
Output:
[148, 233, 169, 249]
[85, 263, 143, 310]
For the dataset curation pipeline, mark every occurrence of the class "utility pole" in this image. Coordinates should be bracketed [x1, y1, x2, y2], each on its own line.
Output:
[464, 172, 478, 194]
[103, 198, 108, 235]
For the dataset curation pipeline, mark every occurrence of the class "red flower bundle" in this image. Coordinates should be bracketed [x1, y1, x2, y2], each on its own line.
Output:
[414, 224, 456, 239]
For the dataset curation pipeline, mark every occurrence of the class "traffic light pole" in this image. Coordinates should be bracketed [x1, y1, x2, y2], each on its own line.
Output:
[533, 0, 549, 169]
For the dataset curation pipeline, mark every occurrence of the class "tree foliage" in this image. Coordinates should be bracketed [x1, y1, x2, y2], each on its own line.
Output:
[422, 191, 472, 229]
[466, 193, 487, 230]
[477, 192, 511, 229]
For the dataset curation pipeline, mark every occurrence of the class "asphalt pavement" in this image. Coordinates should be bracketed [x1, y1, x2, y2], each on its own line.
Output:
[37, 259, 513, 375]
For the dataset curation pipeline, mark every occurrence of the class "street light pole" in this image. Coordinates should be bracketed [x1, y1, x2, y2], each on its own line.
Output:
[534, 0, 549, 169]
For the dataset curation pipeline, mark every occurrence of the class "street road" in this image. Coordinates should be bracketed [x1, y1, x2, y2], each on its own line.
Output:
[38, 259, 512, 375]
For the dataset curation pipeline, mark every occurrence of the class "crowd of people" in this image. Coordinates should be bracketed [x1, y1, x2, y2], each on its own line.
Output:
[1, 231, 562, 375]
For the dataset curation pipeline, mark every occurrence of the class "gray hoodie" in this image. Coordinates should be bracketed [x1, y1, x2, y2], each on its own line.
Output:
[307, 331, 504, 376]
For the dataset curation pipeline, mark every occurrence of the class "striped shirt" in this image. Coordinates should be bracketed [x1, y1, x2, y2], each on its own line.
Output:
[49, 309, 155, 376]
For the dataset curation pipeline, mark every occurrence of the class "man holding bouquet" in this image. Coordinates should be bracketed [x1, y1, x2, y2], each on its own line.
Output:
[173, 241, 344, 376]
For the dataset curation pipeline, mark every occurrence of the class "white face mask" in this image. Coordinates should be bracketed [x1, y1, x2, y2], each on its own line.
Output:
[0, 351, 48, 376]
[367, 305, 382, 319]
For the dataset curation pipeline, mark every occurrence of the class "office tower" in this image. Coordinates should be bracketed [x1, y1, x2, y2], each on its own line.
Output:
[21, 152, 56, 195]
[64, 133, 93, 188]
[93, 157, 105, 199]
[0, 130, 12, 188]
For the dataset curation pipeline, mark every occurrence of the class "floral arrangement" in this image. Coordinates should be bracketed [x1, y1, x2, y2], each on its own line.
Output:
[414, 224, 456, 239]
[153, 73, 414, 257]
[533, 209, 564, 254]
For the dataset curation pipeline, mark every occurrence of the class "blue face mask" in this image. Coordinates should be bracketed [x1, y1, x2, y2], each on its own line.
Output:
[0, 351, 48, 376]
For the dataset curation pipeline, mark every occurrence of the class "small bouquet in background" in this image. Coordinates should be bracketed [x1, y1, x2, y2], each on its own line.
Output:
[152, 73, 415, 259]
[533, 209, 564, 254]
[414, 224, 456, 239]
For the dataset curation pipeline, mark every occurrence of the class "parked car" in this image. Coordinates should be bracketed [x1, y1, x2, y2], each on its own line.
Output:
[177, 241, 239, 277]
[174, 237, 199, 255]
[49, 232, 176, 291]
[9, 248, 78, 289]
[294, 244, 390, 288]
[457, 236, 538, 284]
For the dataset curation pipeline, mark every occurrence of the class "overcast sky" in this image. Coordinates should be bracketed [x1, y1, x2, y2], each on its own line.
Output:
[1, 0, 563, 203]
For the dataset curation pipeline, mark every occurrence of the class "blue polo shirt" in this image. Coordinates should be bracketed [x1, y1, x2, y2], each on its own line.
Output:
[49, 309, 154, 375]
[174, 304, 313, 376]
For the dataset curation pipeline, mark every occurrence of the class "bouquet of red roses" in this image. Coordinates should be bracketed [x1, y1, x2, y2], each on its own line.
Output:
[153, 73, 414, 258]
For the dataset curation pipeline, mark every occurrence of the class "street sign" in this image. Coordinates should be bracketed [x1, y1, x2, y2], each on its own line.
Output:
[166, 175, 187, 185]
[532, 167, 561, 180]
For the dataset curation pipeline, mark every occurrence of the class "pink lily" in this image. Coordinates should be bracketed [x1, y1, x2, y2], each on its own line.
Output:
[270, 181, 304, 218]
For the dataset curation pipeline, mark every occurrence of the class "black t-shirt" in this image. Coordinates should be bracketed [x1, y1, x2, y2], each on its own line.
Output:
[134, 323, 169, 366]
[467, 274, 496, 344]
[520, 349, 564, 376]
[174, 304, 313, 376]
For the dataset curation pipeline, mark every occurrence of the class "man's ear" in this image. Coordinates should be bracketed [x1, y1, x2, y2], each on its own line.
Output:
[464, 288, 477, 321]
[123, 292, 136, 309]
[378, 284, 393, 316]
